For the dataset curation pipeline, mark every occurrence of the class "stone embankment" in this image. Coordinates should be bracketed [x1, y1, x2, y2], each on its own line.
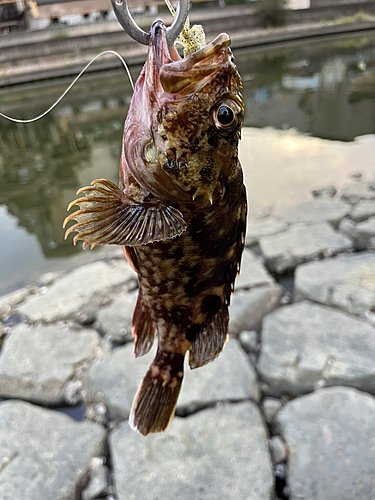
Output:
[1, 179, 375, 499]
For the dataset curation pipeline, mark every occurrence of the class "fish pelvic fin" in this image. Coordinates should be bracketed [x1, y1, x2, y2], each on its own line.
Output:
[189, 308, 229, 369]
[129, 350, 184, 436]
[63, 179, 187, 249]
[132, 292, 155, 357]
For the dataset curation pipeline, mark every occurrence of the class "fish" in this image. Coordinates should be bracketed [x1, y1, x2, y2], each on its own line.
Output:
[63, 17, 246, 435]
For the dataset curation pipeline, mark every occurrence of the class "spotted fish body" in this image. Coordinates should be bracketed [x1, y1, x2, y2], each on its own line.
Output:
[64, 21, 246, 435]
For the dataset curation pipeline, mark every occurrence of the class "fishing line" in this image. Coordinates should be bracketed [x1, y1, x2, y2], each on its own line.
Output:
[0, 50, 134, 124]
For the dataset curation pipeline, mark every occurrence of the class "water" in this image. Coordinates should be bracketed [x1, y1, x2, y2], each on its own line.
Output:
[1, 31, 375, 295]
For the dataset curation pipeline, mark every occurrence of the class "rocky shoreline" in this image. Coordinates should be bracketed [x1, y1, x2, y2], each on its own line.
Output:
[0, 179, 375, 500]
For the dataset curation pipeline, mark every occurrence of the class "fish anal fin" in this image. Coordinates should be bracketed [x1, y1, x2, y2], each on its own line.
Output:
[189, 308, 229, 369]
[129, 350, 184, 436]
[63, 179, 187, 249]
[132, 294, 155, 357]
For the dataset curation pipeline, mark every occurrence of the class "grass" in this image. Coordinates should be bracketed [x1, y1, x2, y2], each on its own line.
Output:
[332, 11, 375, 25]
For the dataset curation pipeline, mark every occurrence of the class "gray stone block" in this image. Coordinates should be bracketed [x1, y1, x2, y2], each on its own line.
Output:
[245, 217, 288, 246]
[263, 397, 283, 423]
[109, 402, 274, 500]
[294, 251, 375, 316]
[311, 185, 337, 199]
[269, 435, 288, 463]
[179, 339, 260, 409]
[0, 400, 106, 500]
[235, 248, 274, 290]
[340, 181, 375, 203]
[82, 461, 109, 500]
[275, 199, 350, 227]
[275, 387, 375, 500]
[0, 324, 102, 405]
[229, 284, 284, 334]
[340, 216, 375, 250]
[96, 289, 138, 343]
[18, 261, 136, 322]
[239, 330, 258, 352]
[350, 199, 375, 222]
[259, 222, 352, 273]
[258, 301, 375, 396]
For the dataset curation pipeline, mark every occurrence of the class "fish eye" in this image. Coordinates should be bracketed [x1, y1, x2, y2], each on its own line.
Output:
[217, 105, 234, 126]
[212, 98, 243, 135]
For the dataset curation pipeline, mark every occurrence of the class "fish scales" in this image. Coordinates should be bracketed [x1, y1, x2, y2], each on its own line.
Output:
[64, 19, 246, 435]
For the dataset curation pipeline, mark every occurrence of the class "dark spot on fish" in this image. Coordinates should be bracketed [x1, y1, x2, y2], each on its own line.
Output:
[188, 135, 201, 154]
[194, 261, 231, 294]
[169, 305, 189, 323]
[185, 275, 199, 296]
[207, 126, 219, 149]
[200, 156, 214, 184]
[202, 295, 222, 315]
[187, 264, 201, 278]
[170, 246, 184, 260]
[157, 283, 169, 295]
[210, 237, 236, 258]
[156, 350, 185, 374]
[186, 324, 201, 341]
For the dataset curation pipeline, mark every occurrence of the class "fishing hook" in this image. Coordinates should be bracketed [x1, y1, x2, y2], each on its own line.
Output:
[111, 0, 189, 50]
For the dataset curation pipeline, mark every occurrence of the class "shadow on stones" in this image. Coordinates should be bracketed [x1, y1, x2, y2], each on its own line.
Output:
[275, 464, 289, 500]
[56, 403, 86, 422]
[175, 397, 256, 419]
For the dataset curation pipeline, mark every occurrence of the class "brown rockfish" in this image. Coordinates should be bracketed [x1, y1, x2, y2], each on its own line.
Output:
[64, 20, 246, 435]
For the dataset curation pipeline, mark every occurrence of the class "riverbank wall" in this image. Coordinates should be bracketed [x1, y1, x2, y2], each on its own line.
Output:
[1, 1, 375, 87]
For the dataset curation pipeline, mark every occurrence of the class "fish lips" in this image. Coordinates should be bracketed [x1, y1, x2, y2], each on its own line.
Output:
[150, 20, 233, 94]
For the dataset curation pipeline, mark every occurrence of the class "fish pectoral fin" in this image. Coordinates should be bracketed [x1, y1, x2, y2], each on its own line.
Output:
[189, 308, 229, 369]
[63, 179, 187, 249]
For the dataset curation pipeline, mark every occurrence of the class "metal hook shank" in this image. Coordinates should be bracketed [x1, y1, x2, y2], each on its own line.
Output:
[111, 0, 189, 50]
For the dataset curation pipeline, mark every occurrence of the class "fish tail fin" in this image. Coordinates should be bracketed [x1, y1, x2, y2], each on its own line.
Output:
[129, 350, 185, 436]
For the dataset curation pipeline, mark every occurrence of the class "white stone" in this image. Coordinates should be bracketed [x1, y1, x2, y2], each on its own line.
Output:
[294, 251, 375, 316]
[18, 261, 136, 322]
[340, 216, 375, 250]
[263, 397, 283, 422]
[0, 400, 106, 500]
[275, 199, 350, 227]
[235, 248, 274, 289]
[110, 402, 274, 500]
[269, 435, 288, 463]
[0, 324, 102, 405]
[275, 387, 375, 500]
[340, 181, 375, 203]
[258, 301, 375, 396]
[350, 199, 375, 221]
[229, 285, 284, 334]
[96, 289, 138, 343]
[259, 222, 352, 273]
[245, 217, 288, 246]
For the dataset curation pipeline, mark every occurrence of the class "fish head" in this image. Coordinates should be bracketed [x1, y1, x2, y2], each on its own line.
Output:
[122, 20, 244, 205]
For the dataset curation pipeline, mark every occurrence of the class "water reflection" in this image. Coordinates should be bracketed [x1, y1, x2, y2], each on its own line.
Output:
[236, 32, 375, 140]
[0, 32, 375, 294]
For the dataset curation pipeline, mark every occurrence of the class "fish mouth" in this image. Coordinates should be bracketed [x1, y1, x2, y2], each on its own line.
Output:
[149, 19, 232, 95]
[150, 20, 172, 72]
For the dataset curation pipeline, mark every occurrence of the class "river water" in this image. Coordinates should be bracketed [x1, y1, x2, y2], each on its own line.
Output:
[0, 30, 375, 294]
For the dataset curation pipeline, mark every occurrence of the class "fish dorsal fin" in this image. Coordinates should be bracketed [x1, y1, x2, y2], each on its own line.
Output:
[63, 179, 187, 249]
